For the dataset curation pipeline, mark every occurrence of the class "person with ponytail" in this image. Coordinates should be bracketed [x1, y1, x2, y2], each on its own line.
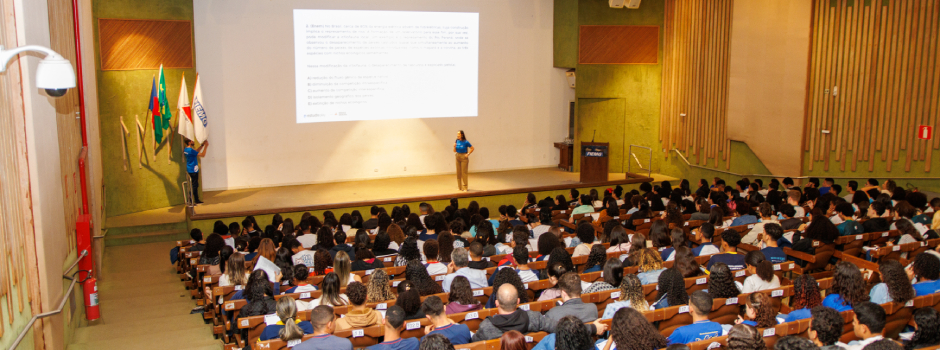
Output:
[259, 296, 313, 341]
[740, 250, 779, 293]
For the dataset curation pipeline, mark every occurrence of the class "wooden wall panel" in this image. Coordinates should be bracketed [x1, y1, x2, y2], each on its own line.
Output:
[660, 0, 734, 168]
[579, 25, 659, 64]
[804, 0, 940, 173]
[98, 19, 193, 70]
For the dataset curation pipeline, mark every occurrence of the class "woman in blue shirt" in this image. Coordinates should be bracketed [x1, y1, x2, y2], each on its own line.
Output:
[453, 130, 474, 192]
[822, 261, 870, 312]
[911, 253, 940, 296]
[783, 274, 821, 322]
[868, 260, 914, 304]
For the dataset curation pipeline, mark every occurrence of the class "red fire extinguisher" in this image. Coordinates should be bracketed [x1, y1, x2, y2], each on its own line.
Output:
[84, 277, 100, 321]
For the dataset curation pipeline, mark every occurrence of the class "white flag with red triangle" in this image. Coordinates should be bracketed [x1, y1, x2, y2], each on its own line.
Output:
[177, 74, 195, 141]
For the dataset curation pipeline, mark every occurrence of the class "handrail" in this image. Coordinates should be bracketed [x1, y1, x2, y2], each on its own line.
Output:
[671, 148, 940, 180]
[10, 249, 88, 350]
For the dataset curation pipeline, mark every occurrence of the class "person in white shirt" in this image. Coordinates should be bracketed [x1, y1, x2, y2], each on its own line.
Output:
[529, 211, 551, 242]
[740, 251, 780, 293]
[296, 221, 317, 248]
[287, 238, 317, 267]
[442, 248, 488, 292]
[571, 223, 597, 257]
[741, 203, 777, 245]
[840, 302, 887, 350]
[422, 239, 448, 276]
[787, 190, 806, 218]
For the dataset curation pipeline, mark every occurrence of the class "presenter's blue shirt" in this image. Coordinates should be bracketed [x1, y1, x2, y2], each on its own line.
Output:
[667, 320, 723, 344]
[914, 280, 940, 296]
[184, 147, 199, 173]
[455, 140, 472, 153]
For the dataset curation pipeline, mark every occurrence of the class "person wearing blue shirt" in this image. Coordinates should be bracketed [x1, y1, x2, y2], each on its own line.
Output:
[911, 253, 940, 296]
[783, 274, 821, 323]
[667, 291, 723, 344]
[367, 306, 420, 350]
[453, 130, 474, 192]
[183, 138, 208, 204]
[760, 224, 787, 264]
[834, 203, 864, 236]
[706, 230, 746, 271]
[421, 296, 472, 345]
[821, 261, 869, 312]
[293, 305, 352, 350]
[259, 296, 315, 341]
[730, 201, 758, 227]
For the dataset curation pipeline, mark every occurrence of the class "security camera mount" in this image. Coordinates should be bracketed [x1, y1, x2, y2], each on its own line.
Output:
[0, 45, 76, 95]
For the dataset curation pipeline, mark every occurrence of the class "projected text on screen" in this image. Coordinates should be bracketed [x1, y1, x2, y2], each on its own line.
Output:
[293, 10, 479, 123]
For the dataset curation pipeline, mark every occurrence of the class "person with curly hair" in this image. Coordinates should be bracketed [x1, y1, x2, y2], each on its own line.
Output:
[741, 250, 780, 293]
[848, 302, 888, 350]
[783, 274, 822, 322]
[485, 268, 529, 308]
[654, 268, 688, 309]
[727, 324, 767, 350]
[536, 230, 560, 261]
[601, 274, 649, 319]
[675, 246, 706, 278]
[419, 333, 455, 350]
[667, 291, 723, 344]
[636, 248, 667, 285]
[546, 246, 575, 274]
[774, 336, 818, 350]
[808, 306, 843, 350]
[707, 262, 742, 299]
[600, 307, 668, 350]
[445, 276, 482, 314]
[312, 248, 333, 276]
[241, 270, 276, 317]
[365, 268, 395, 303]
[395, 237, 421, 267]
[906, 307, 940, 350]
[554, 315, 594, 350]
[572, 223, 597, 257]
[405, 260, 444, 296]
[910, 253, 940, 296]
[583, 244, 608, 273]
[737, 292, 777, 328]
[313, 226, 335, 252]
[824, 261, 871, 312]
[395, 289, 425, 321]
[870, 260, 915, 304]
[334, 281, 381, 330]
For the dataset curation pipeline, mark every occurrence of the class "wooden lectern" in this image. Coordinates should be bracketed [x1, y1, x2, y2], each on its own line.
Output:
[579, 142, 609, 183]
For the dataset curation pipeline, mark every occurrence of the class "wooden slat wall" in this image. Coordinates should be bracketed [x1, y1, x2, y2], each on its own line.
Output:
[98, 19, 194, 70]
[804, 0, 940, 173]
[660, 0, 734, 169]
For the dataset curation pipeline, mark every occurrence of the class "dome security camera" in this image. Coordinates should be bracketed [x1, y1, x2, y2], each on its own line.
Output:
[1, 45, 76, 97]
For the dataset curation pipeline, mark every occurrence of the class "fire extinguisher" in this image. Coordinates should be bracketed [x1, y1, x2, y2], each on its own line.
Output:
[83, 277, 100, 321]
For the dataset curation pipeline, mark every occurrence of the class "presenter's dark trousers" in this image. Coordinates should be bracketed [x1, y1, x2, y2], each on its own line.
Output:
[189, 172, 201, 203]
[456, 153, 469, 191]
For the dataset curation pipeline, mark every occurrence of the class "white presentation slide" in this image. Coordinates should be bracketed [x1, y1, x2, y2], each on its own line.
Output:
[293, 10, 479, 123]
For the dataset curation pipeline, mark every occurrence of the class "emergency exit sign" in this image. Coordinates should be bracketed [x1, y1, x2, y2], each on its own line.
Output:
[919, 125, 933, 140]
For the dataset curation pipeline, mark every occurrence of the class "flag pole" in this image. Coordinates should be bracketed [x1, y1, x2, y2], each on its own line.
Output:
[120, 116, 129, 171]
[151, 74, 157, 162]
[136, 115, 143, 169]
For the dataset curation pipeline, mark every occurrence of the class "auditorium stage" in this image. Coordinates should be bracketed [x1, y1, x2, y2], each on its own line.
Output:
[188, 167, 670, 220]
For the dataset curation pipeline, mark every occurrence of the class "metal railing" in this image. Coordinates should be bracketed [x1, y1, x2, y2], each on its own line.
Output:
[181, 180, 194, 207]
[628, 145, 653, 179]
[10, 249, 88, 350]
[671, 148, 940, 180]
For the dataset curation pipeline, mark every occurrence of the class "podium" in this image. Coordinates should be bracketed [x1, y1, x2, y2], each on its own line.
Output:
[579, 142, 609, 183]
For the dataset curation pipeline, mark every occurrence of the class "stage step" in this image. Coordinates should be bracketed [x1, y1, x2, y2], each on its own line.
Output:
[104, 221, 190, 247]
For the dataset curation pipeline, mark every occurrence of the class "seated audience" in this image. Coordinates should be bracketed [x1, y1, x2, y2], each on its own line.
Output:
[472, 284, 555, 341]
[445, 276, 483, 314]
[328, 231, 355, 259]
[350, 248, 385, 271]
[784, 274, 821, 322]
[692, 223, 720, 256]
[869, 260, 914, 304]
[774, 336, 818, 350]
[508, 245, 540, 282]
[706, 230, 746, 271]
[260, 296, 313, 341]
[808, 306, 844, 350]
[405, 259, 444, 296]
[367, 306, 420, 350]
[602, 274, 649, 319]
[911, 251, 940, 296]
[334, 282, 381, 330]
[601, 307, 668, 350]
[823, 261, 870, 312]
[395, 237, 420, 267]
[726, 324, 765, 350]
[572, 223, 597, 257]
[675, 246, 706, 278]
[582, 244, 608, 273]
[545, 272, 599, 323]
[760, 224, 787, 263]
[284, 265, 316, 294]
[421, 296, 471, 345]
[442, 247, 487, 292]
[737, 292, 777, 328]
[836, 203, 865, 236]
[667, 291, 723, 344]
[707, 262, 742, 299]
[371, 231, 398, 257]
[585, 258, 623, 294]
[653, 268, 688, 309]
[365, 269, 394, 303]
[486, 267, 528, 309]
[907, 307, 940, 350]
[419, 334, 455, 350]
[537, 262, 568, 301]
[422, 239, 448, 275]
[219, 252, 249, 288]
[844, 302, 887, 350]
[287, 238, 316, 267]
[730, 201, 758, 227]
[635, 248, 667, 285]
[241, 270, 277, 317]
[310, 272, 349, 307]
[499, 331, 527, 350]
[741, 251, 780, 293]
[395, 289, 425, 321]
[292, 305, 352, 350]
[467, 241, 495, 269]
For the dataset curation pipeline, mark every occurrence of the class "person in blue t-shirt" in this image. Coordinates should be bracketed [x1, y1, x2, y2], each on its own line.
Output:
[760, 223, 787, 264]
[292, 305, 352, 350]
[783, 274, 822, 323]
[667, 291, 723, 344]
[421, 296, 471, 345]
[368, 306, 420, 350]
[453, 130, 474, 192]
[822, 261, 869, 312]
[691, 223, 720, 257]
[259, 296, 314, 341]
[911, 253, 940, 296]
[182, 138, 208, 204]
[705, 230, 746, 271]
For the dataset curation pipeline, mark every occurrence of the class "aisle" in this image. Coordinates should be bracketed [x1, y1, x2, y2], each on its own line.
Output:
[67, 242, 220, 350]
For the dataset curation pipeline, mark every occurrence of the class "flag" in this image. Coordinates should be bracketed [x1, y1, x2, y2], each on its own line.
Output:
[177, 74, 194, 141]
[148, 77, 163, 141]
[157, 65, 173, 138]
[191, 74, 208, 143]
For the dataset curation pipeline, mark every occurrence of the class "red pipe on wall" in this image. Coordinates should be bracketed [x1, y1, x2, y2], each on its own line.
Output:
[71, 0, 94, 288]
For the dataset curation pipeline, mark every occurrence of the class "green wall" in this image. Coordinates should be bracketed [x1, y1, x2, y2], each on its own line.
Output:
[553, 0, 578, 68]
[93, 0, 196, 218]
